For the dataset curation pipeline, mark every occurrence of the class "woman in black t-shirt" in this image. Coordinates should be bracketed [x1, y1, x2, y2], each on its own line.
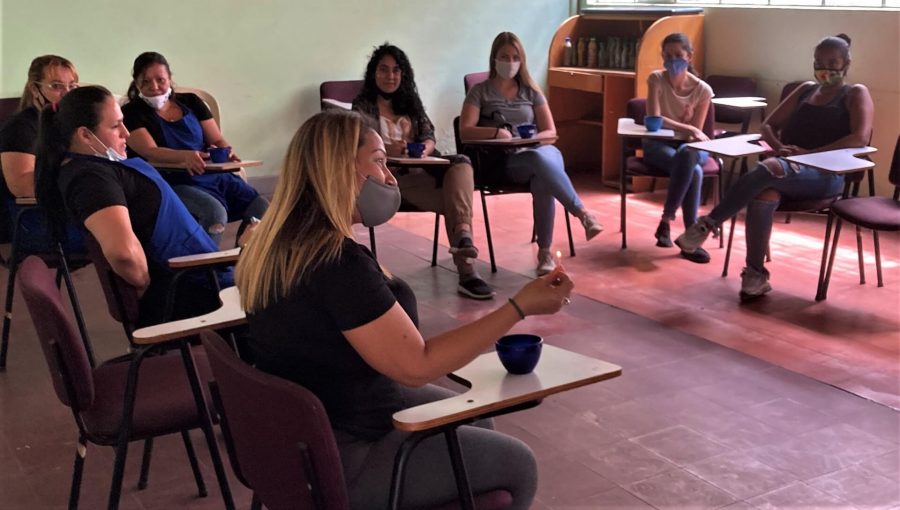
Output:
[122, 52, 268, 246]
[238, 110, 574, 510]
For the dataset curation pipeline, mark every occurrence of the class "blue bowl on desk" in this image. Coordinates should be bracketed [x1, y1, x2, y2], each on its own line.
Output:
[516, 124, 537, 139]
[496, 334, 543, 374]
[406, 142, 426, 158]
[208, 146, 232, 163]
[643, 116, 663, 132]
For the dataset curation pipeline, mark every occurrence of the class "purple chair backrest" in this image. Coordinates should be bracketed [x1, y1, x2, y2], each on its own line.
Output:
[319, 80, 364, 110]
[18, 256, 94, 410]
[201, 330, 350, 510]
[705, 75, 758, 125]
[0, 97, 19, 126]
[780, 80, 807, 103]
[891, 135, 900, 189]
[84, 234, 141, 328]
[464, 72, 489, 94]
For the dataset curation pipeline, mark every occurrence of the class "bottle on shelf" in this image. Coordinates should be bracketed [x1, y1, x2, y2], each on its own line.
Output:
[576, 37, 587, 67]
[563, 36, 574, 67]
[608, 37, 619, 68]
[587, 37, 598, 68]
[598, 40, 607, 68]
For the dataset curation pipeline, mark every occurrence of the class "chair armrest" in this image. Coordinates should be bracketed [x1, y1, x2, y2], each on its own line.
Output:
[168, 247, 241, 269]
[132, 287, 246, 344]
[14, 197, 37, 206]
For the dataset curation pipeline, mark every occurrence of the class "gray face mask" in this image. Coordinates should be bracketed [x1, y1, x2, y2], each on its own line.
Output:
[356, 175, 401, 227]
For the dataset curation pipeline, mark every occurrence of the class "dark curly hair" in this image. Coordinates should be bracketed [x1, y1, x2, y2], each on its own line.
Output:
[359, 43, 427, 120]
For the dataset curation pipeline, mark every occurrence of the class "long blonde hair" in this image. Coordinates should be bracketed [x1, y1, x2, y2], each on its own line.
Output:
[20, 55, 79, 110]
[236, 110, 366, 313]
[488, 32, 542, 95]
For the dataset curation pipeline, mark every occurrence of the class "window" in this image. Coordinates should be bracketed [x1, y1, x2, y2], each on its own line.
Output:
[584, 0, 895, 7]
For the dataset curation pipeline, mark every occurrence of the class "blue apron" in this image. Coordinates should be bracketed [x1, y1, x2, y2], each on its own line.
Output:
[157, 105, 239, 206]
[70, 154, 233, 288]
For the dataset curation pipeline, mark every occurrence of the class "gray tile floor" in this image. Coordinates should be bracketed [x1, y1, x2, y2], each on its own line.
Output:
[0, 224, 897, 509]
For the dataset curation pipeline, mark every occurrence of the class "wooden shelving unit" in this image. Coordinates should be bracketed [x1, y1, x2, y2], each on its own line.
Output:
[547, 7, 705, 186]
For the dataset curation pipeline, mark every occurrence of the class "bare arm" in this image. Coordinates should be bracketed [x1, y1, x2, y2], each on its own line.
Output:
[533, 103, 557, 139]
[127, 127, 209, 175]
[761, 81, 814, 152]
[83, 205, 150, 295]
[647, 77, 708, 140]
[343, 267, 574, 387]
[0, 152, 36, 197]
[199, 118, 241, 161]
[460, 103, 511, 140]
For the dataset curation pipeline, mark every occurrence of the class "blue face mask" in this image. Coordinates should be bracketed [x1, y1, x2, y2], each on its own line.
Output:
[664, 57, 690, 76]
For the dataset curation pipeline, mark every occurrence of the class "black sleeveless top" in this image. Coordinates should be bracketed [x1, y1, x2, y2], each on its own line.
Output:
[781, 85, 852, 150]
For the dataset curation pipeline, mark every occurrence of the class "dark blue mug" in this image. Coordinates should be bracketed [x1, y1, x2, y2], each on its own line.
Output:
[643, 116, 663, 132]
[208, 146, 232, 163]
[516, 124, 537, 139]
[496, 334, 543, 374]
[406, 142, 426, 158]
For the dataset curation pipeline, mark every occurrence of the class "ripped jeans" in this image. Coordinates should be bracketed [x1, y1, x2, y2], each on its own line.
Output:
[707, 158, 845, 271]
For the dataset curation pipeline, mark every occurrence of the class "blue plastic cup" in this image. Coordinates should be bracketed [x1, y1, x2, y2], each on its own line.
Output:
[208, 146, 232, 163]
[496, 334, 543, 374]
[516, 124, 537, 139]
[644, 116, 663, 132]
[406, 142, 426, 158]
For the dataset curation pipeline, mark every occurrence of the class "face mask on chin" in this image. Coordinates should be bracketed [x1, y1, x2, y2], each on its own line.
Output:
[87, 130, 126, 162]
[814, 67, 844, 87]
[139, 87, 172, 110]
[355, 175, 401, 227]
[494, 60, 521, 80]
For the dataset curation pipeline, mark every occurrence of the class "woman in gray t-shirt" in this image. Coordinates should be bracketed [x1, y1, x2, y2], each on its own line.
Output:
[461, 32, 602, 276]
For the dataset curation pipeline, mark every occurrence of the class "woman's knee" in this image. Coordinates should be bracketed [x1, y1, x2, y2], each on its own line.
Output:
[444, 162, 475, 192]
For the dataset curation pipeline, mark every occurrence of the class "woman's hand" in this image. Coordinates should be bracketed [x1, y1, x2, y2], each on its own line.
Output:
[512, 266, 574, 317]
[494, 128, 513, 140]
[183, 150, 209, 175]
[777, 144, 805, 157]
[689, 127, 710, 142]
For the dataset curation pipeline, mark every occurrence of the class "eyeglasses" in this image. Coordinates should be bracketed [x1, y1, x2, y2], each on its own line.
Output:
[38, 82, 80, 92]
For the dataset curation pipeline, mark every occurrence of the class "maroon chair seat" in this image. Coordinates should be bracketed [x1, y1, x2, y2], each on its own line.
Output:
[18, 256, 233, 509]
[83, 350, 213, 439]
[818, 135, 900, 300]
[705, 75, 759, 127]
[619, 97, 722, 249]
[202, 330, 512, 510]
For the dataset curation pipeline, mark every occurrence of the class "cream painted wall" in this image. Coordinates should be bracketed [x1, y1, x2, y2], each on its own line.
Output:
[1, 0, 569, 176]
[704, 6, 900, 195]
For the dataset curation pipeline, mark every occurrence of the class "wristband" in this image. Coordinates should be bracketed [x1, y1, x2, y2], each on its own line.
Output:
[507, 298, 526, 320]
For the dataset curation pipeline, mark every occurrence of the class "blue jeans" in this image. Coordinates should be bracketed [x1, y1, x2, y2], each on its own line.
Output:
[173, 184, 228, 244]
[504, 145, 584, 249]
[708, 159, 845, 271]
[642, 139, 709, 228]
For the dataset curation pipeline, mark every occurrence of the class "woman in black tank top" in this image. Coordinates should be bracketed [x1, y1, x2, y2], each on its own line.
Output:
[673, 34, 874, 300]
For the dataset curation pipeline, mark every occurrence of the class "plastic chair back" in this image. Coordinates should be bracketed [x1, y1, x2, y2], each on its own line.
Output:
[18, 256, 94, 410]
[464, 72, 489, 94]
[705, 75, 757, 124]
[179, 87, 221, 126]
[320, 80, 363, 111]
[780, 81, 807, 103]
[201, 330, 350, 510]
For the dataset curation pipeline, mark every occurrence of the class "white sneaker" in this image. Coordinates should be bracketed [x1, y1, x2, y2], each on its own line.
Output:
[740, 266, 772, 299]
[536, 250, 556, 276]
[581, 214, 604, 241]
[675, 217, 716, 254]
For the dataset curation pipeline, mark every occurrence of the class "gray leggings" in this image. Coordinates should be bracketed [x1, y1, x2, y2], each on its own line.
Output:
[335, 385, 538, 510]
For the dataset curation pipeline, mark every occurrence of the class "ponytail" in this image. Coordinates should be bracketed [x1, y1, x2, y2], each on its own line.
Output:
[35, 85, 112, 236]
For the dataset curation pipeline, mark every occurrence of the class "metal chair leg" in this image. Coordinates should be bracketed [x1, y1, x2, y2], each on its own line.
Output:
[722, 216, 737, 277]
[181, 430, 208, 497]
[368, 227, 377, 259]
[137, 438, 153, 490]
[480, 191, 497, 273]
[431, 214, 440, 267]
[619, 143, 628, 250]
[564, 211, 575, 257]
[873, 230, 884, 287]
[0, 257, 19, 369]
[855, 225, 866, 285]
[818, 217, 844, 301]
[69, 435, 87, 510]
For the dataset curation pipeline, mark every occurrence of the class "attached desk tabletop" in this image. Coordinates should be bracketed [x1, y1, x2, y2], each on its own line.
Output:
[686, 134, 767, 158]
[393, 345, 621, 432]
[711, 97, 767, 109]
[168, 247, 242, 269]
[617, 118, 676, 140]
[387, 156, 451, 166]
[14, 197, 37, 206]
[131, 286, 246, 344]
[149, 159, 263, 173]
[461, 135, 557, 147]
[786, 147, 877, 174]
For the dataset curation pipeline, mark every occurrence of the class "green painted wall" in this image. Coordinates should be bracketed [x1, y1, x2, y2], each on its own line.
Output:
[1, 0, 570, 176]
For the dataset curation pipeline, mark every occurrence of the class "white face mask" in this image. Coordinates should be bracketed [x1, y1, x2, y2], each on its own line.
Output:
[87, 130, 126, 162]
[494, 59, 521, 80]
[139, 87, 171, 110]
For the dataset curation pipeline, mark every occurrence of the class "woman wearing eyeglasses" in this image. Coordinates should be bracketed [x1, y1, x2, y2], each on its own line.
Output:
[0, 55, 80, 198]
[122, 51, 268, 246]
[0, 55, 85, 256]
